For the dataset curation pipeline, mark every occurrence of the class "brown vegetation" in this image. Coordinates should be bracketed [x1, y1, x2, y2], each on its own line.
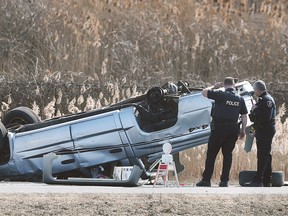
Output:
[0, 0, 287, 111]
[0, 0, 287, 181]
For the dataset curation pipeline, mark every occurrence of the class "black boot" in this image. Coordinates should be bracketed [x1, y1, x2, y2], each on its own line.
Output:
[263, 182, 272, 187]
[196, 180, 211, 187]
[263, 176, 272, 187]
[219, 181, 228, 187]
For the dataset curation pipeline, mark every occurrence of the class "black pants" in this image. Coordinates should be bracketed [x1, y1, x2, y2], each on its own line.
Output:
[202, 124, 239, 182]
[255, 125, 276, 183]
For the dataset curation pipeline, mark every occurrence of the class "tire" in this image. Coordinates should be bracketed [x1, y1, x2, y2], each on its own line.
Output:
[239, 170, 284, 187]
[271, 171, 285, 187]
[0, 121, 8, 163]
[0, 122, 7, 148]
[2, 106, 40, 128]
[239, 170, 255, 186]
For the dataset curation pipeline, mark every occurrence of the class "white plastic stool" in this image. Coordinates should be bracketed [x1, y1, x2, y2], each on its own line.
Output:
[153, 143, 180, 187]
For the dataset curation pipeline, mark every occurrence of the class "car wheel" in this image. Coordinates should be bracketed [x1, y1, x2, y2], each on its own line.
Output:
[239, 170, 284, 187]
[0, 121, 7, 147]
[2, 106, 40, 128]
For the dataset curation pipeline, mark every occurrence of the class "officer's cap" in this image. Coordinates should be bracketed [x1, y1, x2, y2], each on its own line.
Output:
[253, 80, 266, 92]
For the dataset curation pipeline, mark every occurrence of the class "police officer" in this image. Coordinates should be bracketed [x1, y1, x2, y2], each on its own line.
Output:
[196, 77, 248, 187]
[244, 80, 276, 187]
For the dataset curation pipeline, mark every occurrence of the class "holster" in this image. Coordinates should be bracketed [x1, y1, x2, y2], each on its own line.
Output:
[248, 111, 255, 122]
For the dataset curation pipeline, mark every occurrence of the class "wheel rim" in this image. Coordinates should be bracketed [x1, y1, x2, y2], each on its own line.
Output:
[6, 117, 29, 128]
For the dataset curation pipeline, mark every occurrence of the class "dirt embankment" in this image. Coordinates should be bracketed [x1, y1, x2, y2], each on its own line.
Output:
[0, 193, 287, 215]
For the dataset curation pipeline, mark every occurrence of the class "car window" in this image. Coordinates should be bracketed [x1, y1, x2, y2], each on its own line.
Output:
[135, 97, 178, 132]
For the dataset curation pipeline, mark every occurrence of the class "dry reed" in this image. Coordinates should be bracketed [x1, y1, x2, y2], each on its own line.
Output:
[0, 0, 287, 181]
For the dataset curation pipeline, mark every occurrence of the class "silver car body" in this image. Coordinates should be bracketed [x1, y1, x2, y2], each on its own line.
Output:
[0, 81, 254, 180]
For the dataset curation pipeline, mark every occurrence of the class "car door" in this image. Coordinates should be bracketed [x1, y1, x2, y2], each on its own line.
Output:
[70, 110, 128, 168]
[12, 124, 76, 176]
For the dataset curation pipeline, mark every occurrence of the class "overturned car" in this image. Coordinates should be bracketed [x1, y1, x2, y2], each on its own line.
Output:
[0, 81, 254, 185]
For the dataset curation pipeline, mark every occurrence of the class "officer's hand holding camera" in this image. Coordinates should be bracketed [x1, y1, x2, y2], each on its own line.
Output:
[251, 104, 257, 111]
[239, 128, 246, 139]
[213, 82, 224, 89]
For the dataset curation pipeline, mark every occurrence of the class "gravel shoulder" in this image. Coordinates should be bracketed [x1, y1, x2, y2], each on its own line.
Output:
[0, 182, 288, 215]
[0, 193, 287, 215]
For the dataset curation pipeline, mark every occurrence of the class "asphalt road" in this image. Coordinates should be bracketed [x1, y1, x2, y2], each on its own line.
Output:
[1, 182, 288, 194]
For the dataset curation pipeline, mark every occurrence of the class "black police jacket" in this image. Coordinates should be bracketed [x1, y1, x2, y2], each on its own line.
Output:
[250, 91, 276, 127]
[208, 88, 248, 124]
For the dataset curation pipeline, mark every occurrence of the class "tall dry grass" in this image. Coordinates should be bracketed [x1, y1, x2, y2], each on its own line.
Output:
[0, 0, 287, 113]
[0, 0, 287, 181]
[0, 0, 287, 86]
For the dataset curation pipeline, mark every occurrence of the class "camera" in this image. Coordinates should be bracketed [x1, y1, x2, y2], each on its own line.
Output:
[249, 125, 255, 137]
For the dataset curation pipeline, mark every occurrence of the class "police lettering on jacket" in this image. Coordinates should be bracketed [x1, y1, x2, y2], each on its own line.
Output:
[207, 88, 248, 123]
[226, 100, 240, 106]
